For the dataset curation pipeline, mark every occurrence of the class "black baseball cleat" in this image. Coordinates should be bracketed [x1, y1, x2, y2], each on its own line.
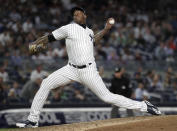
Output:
[16, 120, 38, 128]
[144, 100, 161, 115]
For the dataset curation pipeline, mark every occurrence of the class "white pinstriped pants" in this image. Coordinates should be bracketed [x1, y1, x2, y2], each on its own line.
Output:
[28, 62, 147, 122]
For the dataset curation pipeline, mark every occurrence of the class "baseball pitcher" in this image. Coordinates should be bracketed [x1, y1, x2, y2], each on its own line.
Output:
[16, 7, 161, 128]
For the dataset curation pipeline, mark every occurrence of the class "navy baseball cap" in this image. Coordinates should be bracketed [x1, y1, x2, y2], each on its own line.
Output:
[71, 7, 86, 16]
[115, 67, 122, 73]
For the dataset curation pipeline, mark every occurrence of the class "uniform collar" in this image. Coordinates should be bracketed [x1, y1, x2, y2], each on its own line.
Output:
[79, 23, 86, 29]
[72, 21, 87, 29]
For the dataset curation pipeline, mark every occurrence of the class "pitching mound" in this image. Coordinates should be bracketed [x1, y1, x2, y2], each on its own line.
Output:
[11, 115, 177, 131]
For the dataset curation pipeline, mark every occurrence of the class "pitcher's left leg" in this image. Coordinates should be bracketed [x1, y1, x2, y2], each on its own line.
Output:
[80, 69, 147, 112]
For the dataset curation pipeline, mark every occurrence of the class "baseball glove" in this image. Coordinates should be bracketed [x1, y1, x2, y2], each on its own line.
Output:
[29, 42, 48, 54]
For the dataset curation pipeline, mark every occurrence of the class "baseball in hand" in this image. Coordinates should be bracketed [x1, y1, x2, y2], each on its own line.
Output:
[109, 18, 115, 25]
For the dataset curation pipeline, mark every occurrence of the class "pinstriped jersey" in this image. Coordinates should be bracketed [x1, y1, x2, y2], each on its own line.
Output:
[52, 23, 95, 65]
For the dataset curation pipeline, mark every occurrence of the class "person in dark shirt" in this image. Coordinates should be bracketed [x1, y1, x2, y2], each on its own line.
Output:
[110, 67, 134, 118]
[0, 77, 7, 104]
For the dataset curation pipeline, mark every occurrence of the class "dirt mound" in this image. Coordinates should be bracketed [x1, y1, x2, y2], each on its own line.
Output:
[11, 115, 177, 131]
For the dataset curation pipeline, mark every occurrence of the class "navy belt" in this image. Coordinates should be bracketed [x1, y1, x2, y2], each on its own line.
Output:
[69, 63, 92, 69]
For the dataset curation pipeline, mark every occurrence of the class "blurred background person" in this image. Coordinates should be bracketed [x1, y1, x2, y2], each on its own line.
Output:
[20, 76, 42, 103]
[0, 76, 7, 104]
[49, 86, 67, 103]
[133, 82, 149, 101]
[30, 64, 48, 81]
[0, 65, 9, 82]
[7, 81, 22, 103]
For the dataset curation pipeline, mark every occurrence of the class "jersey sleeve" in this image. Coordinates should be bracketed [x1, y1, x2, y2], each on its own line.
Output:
[52, 25, 68, 40]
